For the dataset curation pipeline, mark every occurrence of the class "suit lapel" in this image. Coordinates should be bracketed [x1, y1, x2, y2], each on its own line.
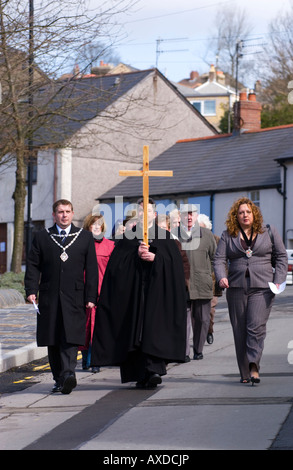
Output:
[48, 224, 58, 235]
[251, 231, 263, 253]
[68, 223, 79, 235]
[232, 233, 245, 253]
[233, 231, 262, 255]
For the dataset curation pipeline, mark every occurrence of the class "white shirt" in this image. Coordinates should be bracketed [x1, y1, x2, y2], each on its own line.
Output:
[56, 224, 71, 235]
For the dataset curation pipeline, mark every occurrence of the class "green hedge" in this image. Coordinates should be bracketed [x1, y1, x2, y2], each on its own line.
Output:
[0, 272, 25, 298]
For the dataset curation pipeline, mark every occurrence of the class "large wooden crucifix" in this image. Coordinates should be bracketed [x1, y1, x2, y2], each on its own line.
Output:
[119, 145, 173, 245]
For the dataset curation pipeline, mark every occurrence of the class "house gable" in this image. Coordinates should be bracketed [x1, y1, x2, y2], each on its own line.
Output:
[46, 69, 217, 221]
[34, 68, 217, 148]
[195, 79, 235, 96]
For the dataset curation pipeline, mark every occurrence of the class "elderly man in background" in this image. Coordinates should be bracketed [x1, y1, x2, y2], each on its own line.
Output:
[198, 214, 223, 345]
[175, 204, 216, 360]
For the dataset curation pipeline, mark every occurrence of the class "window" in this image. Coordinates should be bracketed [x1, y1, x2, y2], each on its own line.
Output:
[192, 100, 216, 116]
[192, 101, 201, 113]
[203, 100, 216, 115]
[249, 190, 260, 207]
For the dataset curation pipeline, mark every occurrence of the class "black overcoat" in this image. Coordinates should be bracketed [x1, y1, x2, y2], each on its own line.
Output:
[91, 224, 187, 366]
[25, 224, 98, 346]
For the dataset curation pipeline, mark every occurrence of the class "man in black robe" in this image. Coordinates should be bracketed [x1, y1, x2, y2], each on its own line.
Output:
[91, 198, 187, 388]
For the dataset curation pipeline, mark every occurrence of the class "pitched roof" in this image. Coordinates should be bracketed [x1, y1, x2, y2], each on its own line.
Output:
[173, 79, 236, 99]
[194, 80, 236, 96]
[34, 69, 153, 146]
[172, 81, 201, 97]
[98, 125, 293, 202]
[33, 68, 215, 147]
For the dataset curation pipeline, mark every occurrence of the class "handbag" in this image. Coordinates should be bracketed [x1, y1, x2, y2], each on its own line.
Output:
[266, 224, 276, 268]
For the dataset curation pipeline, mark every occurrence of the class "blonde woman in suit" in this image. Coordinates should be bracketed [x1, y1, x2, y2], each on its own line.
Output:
[214, 197, 287, 385]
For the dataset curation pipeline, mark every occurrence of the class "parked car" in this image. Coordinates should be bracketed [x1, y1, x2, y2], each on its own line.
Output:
[286, 250, 293, 285]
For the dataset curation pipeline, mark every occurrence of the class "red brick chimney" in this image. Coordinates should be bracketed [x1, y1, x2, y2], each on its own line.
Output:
[190, 71, 199, 81]
[234, 90, 262, 132]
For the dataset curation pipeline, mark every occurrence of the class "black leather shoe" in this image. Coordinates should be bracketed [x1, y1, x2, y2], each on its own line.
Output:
[193, 352, 203, 360]
[136, 373, 162, 389]
[207, 333, 214, 344]
[185, 355, 191, 362]
[61, 374, 77, 394]
[51, 382, 61, 393]
[147, 373, 162, 386]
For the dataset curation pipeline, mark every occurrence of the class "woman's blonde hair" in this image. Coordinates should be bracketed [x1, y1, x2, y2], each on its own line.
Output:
[226, 197, 264, 237]
[156, 213, 170, 230]
[83, 214, 106, 234]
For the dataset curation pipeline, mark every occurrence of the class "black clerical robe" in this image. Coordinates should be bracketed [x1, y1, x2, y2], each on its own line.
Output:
[91, 224, 187, 378]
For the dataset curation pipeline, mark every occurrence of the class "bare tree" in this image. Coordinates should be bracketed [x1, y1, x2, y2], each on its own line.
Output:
[260, 3, 293, 104]
[0, 0, 136, 272]
[207, 4, 254, 88]
[75, 40, 121, 74]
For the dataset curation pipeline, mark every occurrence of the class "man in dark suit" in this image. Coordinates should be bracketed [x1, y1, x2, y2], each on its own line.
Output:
[25, 199, 98, 394]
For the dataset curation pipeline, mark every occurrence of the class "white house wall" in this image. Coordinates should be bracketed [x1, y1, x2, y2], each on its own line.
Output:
[31, 150, 56, 227]
[0, 164, 17, 271]
[0, 164, 15, 224]
[0, 151, 55, 270]
[0, 151, 56, 229]
[259, 189, 283, 234]
[213, 189, 284, 239]
[54, 148, 73, 204]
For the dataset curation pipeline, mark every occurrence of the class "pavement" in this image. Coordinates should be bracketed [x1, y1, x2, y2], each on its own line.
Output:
[0, 303, 47, 373]
[0, 287, 293, 451]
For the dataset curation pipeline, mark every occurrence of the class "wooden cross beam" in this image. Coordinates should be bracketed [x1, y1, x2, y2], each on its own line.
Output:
[119, 145, 173, 245]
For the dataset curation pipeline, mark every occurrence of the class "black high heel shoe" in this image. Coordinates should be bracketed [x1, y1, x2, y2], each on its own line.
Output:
[250, 375, 260, 386]
[249, 363, 260, 386]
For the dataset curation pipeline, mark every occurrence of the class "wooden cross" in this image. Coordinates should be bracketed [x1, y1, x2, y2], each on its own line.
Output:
[119, 145, 173, 245]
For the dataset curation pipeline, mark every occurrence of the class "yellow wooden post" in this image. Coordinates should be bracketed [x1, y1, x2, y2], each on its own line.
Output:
[119, 145, 173, 245]
[142, 146, 149, 245]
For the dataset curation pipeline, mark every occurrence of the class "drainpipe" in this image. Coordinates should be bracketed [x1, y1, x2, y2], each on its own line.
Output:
[210, 193, 214, 232]
[277, 162, 287, 245]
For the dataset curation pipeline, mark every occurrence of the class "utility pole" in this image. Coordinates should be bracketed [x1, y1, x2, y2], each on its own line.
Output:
[26, 0, 34, 260]
[235, 39, 243, 100]
[233, 39, 243, 132]
[233, 37, 264, 132]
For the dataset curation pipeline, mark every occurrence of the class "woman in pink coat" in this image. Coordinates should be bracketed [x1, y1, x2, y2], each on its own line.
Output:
[81, 214, 115, 372]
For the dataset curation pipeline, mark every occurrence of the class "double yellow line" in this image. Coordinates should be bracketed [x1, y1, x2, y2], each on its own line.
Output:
[13, 352, 82, 384]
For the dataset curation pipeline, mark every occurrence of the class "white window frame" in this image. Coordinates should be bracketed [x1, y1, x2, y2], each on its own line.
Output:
[203, 100, 216, 116]
[249, 190, 260, 207]
[191, 100, 216, 116]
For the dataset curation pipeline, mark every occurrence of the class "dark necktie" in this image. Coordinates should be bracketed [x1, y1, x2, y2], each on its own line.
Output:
[60, 230, 67, 244]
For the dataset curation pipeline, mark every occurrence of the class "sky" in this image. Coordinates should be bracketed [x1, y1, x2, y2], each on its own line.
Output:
[98, 0, 292, 87]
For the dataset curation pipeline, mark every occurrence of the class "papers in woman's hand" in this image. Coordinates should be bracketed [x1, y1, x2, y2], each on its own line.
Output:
[268, 281, 286, 294]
